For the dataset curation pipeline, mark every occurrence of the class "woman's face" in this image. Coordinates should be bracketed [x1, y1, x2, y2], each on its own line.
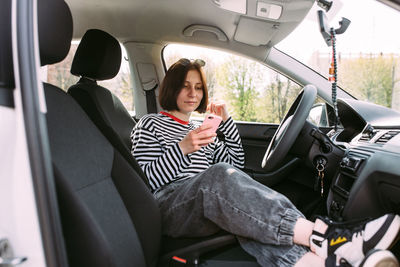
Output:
[176, 69, 204, 115]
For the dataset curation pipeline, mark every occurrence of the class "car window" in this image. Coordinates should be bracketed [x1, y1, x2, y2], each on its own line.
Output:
[42, 42, 134, 112]
[163, 44, 302, 123]
[276, 0, 400, 112]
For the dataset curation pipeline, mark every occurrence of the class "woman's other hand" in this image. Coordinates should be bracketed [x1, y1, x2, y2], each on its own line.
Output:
[179, 124, 217, 155]
[207, 101, 229, 122]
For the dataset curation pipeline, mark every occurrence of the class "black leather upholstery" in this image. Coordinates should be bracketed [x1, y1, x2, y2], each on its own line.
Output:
[67, 29, 149, 187]
[71, 29, 122, 81]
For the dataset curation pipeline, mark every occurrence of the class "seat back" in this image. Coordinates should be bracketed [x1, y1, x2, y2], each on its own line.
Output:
[38, 1, 161, 266]
[67, 29, 149, 187]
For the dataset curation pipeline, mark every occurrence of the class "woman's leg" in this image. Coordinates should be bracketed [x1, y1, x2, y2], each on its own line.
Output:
[155, 162, 309, 266]
[238, 237, 309, 267]
[293, 217, 317, 247]
[156, 162, 304, 244]
[156, 163, 400, 266]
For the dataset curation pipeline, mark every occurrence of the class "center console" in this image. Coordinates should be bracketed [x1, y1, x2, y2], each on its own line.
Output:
[327, 150, 369, 220]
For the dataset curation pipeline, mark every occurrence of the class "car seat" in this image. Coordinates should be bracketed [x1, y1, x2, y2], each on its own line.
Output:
[67, 29, 149, 188]
[38, 0, 259, 266]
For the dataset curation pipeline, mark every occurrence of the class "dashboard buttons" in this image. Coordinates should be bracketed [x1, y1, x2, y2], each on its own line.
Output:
[340, 156, 363, 173]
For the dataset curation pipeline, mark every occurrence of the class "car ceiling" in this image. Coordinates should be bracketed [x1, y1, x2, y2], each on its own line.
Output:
[65, 0, 315, 57]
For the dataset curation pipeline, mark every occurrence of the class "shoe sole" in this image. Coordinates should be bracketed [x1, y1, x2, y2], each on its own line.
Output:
[375, 215, 400, 250]
[361, 250, 399, 267]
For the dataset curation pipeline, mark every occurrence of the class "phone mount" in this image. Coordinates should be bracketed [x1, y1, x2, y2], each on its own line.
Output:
[318, 10, 351, 46]
[317, 10, 351, 131]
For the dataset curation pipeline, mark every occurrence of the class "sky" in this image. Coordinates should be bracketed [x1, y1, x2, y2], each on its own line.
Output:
[277, 0, 400, 64]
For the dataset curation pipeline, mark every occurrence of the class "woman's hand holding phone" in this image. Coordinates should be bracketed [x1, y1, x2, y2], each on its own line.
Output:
[201, 114, 222, 134]
[179, 125, 217, 155]
[179, 101, 226, 155]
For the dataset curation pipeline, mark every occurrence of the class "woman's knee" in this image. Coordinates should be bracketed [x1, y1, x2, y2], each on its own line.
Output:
[206, 163, 247, 186]
[195, 163, 230, 187]
[212, 162, 242, 173]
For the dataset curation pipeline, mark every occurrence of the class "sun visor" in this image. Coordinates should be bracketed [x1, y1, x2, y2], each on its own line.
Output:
[234, 16, 279, 46]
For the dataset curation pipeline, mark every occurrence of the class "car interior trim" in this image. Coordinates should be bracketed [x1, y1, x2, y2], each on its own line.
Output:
[16, 0, 69, 266]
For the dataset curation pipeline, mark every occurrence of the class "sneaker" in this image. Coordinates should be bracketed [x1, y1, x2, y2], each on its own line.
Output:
[358, 249, 399, 267]
[325, 254, 351, 266]
[310, 214, 400, 265]
[325, 249, 399, 267]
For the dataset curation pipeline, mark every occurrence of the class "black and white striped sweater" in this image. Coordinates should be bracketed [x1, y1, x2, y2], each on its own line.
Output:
[130, 112, 245, 192]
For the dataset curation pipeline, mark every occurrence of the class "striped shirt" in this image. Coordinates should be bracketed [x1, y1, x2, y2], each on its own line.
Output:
[130, 112, 245, 192]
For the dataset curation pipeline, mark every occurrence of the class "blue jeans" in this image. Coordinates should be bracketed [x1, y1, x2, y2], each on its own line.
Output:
[154, 163, 309, 267]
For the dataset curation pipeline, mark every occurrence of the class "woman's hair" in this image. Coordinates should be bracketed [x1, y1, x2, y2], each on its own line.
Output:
[159, 58, 208, 113]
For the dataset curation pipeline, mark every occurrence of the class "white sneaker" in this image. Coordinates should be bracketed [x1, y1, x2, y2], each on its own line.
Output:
[310, 214, 400, 265]
[325, 249, 399, 267]
[358, 249, 399, 267]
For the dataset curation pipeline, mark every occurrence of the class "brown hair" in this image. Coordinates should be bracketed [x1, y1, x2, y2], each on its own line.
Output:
[159, 58, 208, 113]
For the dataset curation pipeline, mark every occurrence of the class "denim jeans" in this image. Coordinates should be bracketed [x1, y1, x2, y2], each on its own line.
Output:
[154, 162, 309, 267]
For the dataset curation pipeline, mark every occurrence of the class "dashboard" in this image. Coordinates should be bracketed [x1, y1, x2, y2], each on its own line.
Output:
[327, 98, 400, 220]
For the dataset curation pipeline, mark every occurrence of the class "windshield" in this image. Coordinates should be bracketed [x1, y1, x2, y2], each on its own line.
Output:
[276, 0, 400, 112]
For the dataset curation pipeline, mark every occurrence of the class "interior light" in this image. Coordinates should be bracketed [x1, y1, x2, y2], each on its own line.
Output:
[211, 0, 247, 15]
[256, 2, 282, 20]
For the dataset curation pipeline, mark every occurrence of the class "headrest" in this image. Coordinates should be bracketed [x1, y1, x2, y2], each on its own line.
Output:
[0, 0, 14, 88]
[38, 0, 73, 66]
[71, 29, 122, 81]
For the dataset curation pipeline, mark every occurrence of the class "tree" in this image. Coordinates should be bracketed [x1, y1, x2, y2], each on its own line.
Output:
[339, 54, 397, 108]
[217, 56, 259, 121]
[259, 74, 301, 123]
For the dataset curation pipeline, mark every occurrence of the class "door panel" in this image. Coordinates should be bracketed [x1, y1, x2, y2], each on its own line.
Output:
[236, 122, 277, 173]
[235, 121, 324, 217]
[234, 122, 302, 188]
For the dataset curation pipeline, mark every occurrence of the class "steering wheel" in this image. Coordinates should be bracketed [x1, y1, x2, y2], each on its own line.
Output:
[262, 85, 317, 172]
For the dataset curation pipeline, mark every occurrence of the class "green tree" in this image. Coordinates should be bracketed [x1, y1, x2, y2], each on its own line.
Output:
[259, 74, 301, 123]
[339, 54, 397, 108]
[217, 56, 259, 121]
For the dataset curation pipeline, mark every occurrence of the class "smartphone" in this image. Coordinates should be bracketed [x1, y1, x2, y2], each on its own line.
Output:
[201, 114, 222, 133]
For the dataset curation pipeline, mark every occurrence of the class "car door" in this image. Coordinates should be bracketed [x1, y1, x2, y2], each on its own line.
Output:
[0, 0, 68, 266]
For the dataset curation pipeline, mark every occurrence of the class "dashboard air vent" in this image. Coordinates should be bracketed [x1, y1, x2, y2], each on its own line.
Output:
[358, 130, 377, 142]
[375, 130, 400, 144]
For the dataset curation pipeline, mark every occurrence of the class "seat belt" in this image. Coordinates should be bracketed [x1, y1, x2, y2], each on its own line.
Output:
[137, 63, 159, 114]
[143, 79, 158, 114]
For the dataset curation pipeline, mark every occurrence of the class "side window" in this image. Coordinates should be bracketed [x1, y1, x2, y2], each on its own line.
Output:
[163, 44, 302, 123]
[42, 42, 134, 112]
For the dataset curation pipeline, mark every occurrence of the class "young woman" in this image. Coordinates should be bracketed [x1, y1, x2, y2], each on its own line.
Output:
[131, 58, 400, 267]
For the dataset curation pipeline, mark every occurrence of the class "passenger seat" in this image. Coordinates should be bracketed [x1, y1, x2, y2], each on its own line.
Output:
[40, 4, 258, 265]
[67, 29, 149, 187]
